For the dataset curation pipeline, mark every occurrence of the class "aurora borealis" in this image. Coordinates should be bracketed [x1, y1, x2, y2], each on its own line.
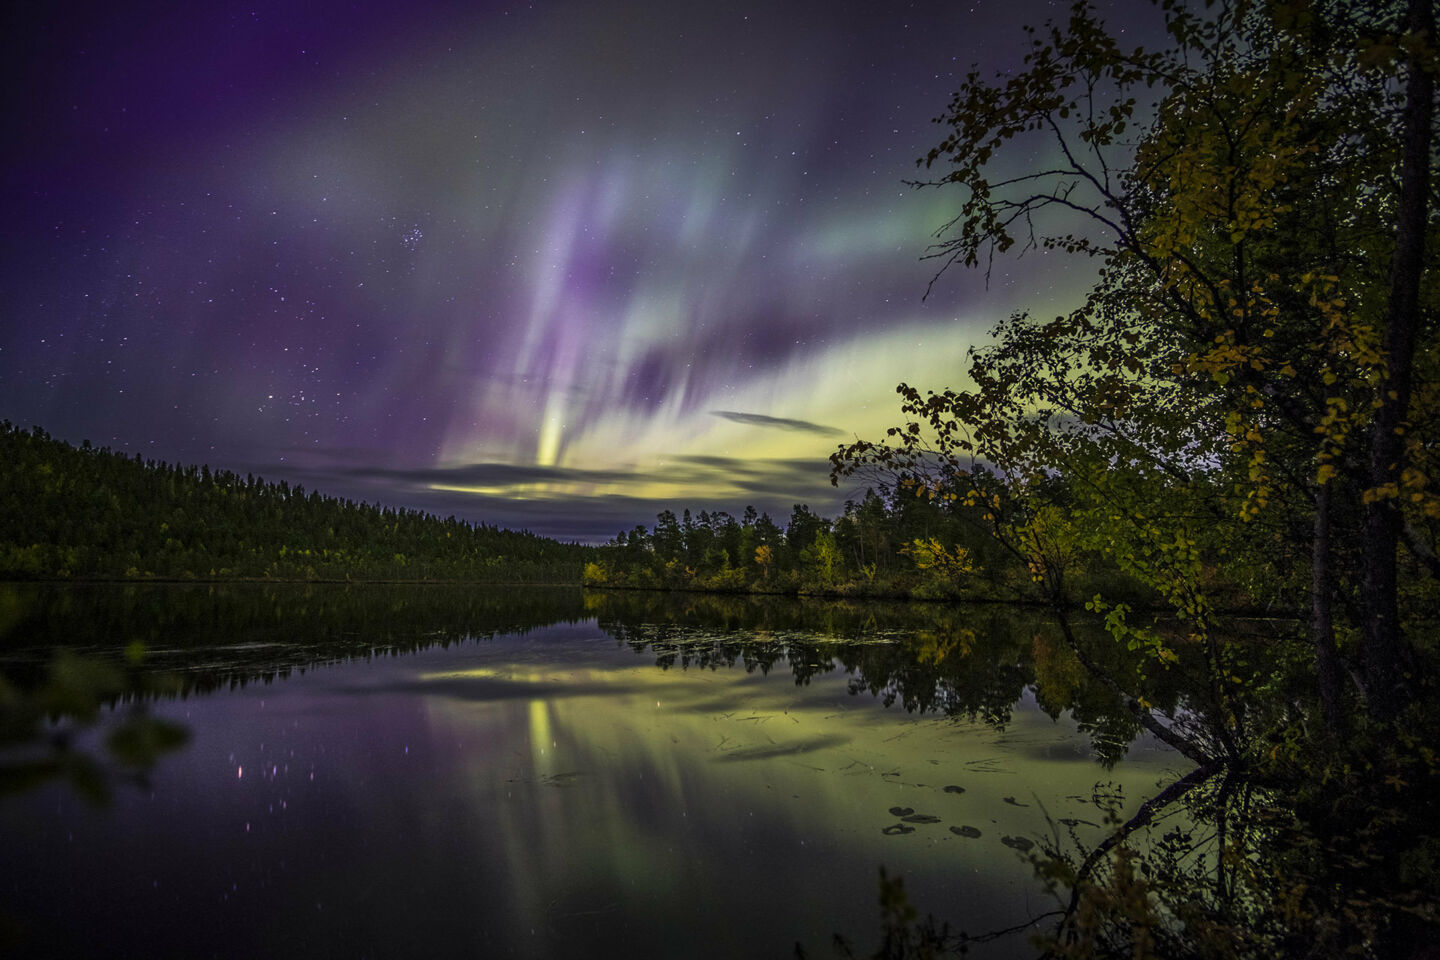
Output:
[3, 0, 1138, 540]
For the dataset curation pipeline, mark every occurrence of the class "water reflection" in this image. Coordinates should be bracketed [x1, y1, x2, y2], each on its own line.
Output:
[397, 635, 1180, 957]
[0, 584, 1194, 958]
[592, 591, 1176, 767]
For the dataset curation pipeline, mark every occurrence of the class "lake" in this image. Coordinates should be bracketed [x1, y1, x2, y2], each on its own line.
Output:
[0, 584, 1190, 959]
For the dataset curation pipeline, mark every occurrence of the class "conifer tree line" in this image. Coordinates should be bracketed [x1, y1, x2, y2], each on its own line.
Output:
[0, 422, 592, 581]
[585, 485, 1159, 603]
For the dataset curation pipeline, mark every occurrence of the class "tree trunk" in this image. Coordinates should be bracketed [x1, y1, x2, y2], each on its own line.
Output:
[1313, 482, 1342, 734]
[1361, 0, 1434, 722]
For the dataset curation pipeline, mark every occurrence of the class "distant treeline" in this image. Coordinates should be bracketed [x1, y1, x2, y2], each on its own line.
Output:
[585, 486, 1159, 604]
[0, 422, 593, 582]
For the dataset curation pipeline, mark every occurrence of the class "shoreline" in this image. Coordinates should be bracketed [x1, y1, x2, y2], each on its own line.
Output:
[0, 576, 1300, 620]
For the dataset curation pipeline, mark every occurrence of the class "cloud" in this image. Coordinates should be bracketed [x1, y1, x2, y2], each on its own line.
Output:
[238, 452, 849, 542]
[709, 410, 843, 436]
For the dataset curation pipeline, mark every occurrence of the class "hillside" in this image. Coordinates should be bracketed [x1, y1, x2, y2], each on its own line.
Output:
[0, 422, 590, 582]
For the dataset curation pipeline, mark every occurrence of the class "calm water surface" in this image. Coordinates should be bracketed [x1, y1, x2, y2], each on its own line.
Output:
[0, 584, 1186, 959]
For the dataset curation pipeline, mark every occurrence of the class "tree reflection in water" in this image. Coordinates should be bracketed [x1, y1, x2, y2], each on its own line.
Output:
[592, 591, 1439, 958]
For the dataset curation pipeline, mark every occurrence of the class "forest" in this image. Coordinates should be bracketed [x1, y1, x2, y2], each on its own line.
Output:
[585, 489, 1169, 606]
[0, 421, 592, 582]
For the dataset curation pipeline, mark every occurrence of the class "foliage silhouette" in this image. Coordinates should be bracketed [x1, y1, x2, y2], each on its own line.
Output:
[0, 422, 593, 583]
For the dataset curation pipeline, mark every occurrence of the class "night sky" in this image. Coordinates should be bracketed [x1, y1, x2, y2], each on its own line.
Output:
[3, 0, 1154, 541]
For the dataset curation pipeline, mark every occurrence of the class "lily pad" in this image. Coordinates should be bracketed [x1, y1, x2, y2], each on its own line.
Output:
[888, 806, 915, 817]
[1000, 835, 1034, 852]
[902, 813, 941, 824]
[882, 824, 916, 836]
[1002, 796, 1030, 807]
[949, 825, 982, 838]
[943, 784, 965, 795]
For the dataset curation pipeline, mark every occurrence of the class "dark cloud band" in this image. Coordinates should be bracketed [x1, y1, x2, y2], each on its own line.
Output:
[710, 410, 842, 436]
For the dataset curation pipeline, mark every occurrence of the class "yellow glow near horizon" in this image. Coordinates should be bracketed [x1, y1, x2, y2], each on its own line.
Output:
[433, 317, 1003, 505]
[414, 650, 1186, 943]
